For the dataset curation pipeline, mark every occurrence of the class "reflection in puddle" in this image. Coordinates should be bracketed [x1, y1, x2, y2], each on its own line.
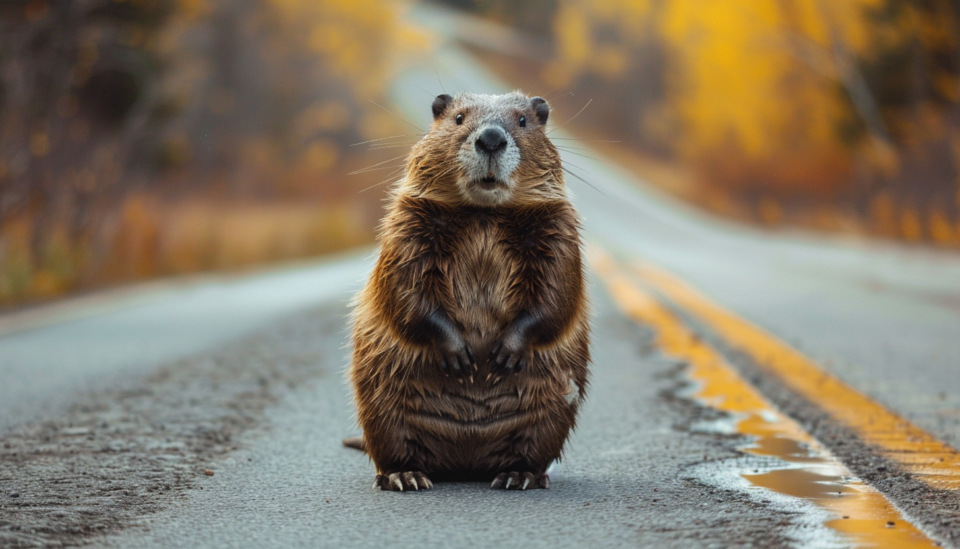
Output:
[733, 412, 936, 548]
[590, 250, 940, 548]
[683, 330, 938, 548]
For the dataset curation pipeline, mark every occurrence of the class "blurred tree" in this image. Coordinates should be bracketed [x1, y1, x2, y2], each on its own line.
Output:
[431, 0, 559, 37]
[540, 0, 960, 243]
[0, 0, 174, 295]
[0, 0, 407, 304]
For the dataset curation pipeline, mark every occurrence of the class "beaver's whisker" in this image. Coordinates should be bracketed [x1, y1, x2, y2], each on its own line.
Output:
[356, 178, 400, 194]
[357, 167, 407, 194]
[549, 138, 620, 143]
[413, 83, 437, 98]
[434, 64, 446, 94]
[367, 98, 425, 133]
[367, 143, 421, 151]
[544, 90, 574, 102]
[433, 164, 459, 180]
[556, 148, 611, 165]
[351, 134, 421, 147]
[351, 164, 407, 175]
[560, 158, 595, 176]
[348, 154, 410, 175]
[562, 166, 607, 198]
[546, 98, 592, 135]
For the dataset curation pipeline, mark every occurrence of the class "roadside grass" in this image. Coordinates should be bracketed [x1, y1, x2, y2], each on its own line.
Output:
[0, 197, 374, 307]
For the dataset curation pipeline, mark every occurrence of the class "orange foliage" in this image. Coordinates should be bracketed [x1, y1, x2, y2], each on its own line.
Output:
[0, 0, 419, 305]
[537, 0, 960, 245]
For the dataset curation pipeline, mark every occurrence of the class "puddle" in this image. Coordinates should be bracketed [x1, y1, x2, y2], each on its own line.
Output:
[590, 249, 940, 548]
[683, 334, 936, 548]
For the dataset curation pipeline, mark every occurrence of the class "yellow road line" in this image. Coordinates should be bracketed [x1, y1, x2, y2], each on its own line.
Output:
[589, 247, 939, 548]
[629, 258, 960, 492]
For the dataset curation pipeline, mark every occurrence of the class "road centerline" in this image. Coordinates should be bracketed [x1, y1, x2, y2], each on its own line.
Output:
[630, 259, 960, 494]
[589, 245, 940, 548]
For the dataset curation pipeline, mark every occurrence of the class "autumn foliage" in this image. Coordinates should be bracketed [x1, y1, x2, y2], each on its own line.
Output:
[461, 0, 960, 245]
[0, 0, 420, 305]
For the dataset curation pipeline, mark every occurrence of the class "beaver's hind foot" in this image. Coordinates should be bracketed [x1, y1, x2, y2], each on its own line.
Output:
[490, 471, 549, 490]
[373, 471, 433, 492]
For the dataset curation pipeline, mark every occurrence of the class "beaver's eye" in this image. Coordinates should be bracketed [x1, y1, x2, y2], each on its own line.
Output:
[519, 115, 526, 128]
[456, 114, 463, 125]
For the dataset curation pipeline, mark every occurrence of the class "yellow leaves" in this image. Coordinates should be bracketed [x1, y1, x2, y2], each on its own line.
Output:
[549, 0, 651, 85]
[554, 4, 591, 68]
[552, 0, 958, 165]
[308, 23, 349, 56]
[929, 210, 957, 245]
[542, 0, 959, 245]
[660, 1, 816, 160]
[266, 0, 398, 95]
[553, 0, 957, 191]
[395, 25, 433, 55]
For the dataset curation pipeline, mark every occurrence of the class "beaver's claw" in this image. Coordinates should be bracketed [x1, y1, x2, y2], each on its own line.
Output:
[437, 334, 475, 377]
[490, 471, 549, 490]
[373, 471, 434, 492]
[490, 331, 530, 374]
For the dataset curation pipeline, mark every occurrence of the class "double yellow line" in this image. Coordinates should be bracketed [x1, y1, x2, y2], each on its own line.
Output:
[619, 252, 960, 491]
[589, 245, 959, 545]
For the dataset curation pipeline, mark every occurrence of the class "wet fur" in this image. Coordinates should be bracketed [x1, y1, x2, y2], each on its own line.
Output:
[349, 92, 590, 487]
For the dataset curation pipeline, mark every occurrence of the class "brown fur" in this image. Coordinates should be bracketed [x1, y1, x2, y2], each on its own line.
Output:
[349, 92, 590, 490]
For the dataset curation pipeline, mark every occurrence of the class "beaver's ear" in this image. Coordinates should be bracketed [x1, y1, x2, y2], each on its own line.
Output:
[530, 97, 549, 125]
[432, 94, 453, 120]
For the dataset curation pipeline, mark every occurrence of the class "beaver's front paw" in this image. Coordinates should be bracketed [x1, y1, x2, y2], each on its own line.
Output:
[490, 471, 549, 490]
[436, 333, 475, 378]
[490, 329, 531, 374]
[373, 471, 434, 492]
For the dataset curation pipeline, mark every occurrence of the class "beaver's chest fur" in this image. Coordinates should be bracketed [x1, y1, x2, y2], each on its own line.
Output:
[350, 197, 590, 485]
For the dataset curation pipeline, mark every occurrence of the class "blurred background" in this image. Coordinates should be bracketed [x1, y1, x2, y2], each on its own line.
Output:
[1, 0, 959, 307]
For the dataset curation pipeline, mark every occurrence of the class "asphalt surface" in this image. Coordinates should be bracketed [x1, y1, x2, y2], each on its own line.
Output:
[0, 251, 370, 432]
[3, 5, 960, 548]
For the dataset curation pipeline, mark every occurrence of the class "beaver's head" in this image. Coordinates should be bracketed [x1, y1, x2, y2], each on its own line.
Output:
[404, 92, 563, 206]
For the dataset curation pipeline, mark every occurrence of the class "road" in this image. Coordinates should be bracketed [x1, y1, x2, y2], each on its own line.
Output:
[2, 5, 960, 548]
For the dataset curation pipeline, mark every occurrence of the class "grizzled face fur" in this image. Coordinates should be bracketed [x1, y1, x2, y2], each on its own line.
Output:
[405, 92, 560, 207]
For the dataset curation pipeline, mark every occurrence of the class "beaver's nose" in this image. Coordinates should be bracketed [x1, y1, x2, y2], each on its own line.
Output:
[476, 127, 507, 155]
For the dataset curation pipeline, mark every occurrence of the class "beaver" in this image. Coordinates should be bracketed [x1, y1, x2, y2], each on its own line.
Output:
[349, 91, 590, 491]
